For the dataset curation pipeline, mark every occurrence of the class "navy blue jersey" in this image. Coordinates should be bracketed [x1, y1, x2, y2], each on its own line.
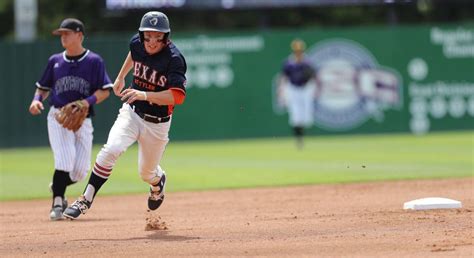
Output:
[282, 57, 314, 87]
[36, 50, 113, 116]
[129, 33, 187, 117]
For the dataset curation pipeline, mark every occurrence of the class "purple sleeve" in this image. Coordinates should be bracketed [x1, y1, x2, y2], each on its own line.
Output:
[36, 57, 55, 90]
[166, 55, 187, 93]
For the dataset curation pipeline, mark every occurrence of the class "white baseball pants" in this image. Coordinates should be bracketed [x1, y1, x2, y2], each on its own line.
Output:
[285, 82, 315, 127]
[94, 103, 170, 185]
[47, 107, 93, 182]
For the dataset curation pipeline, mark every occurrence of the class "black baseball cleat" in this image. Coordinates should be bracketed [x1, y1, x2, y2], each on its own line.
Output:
[50, 206, 65, 221]
[49, 196, 68, 221]
[63, 196, 91, 220]
[148, 172, 166, 211]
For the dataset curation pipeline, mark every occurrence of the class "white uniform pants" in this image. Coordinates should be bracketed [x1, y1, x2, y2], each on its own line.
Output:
[47, 107, 93, 182]
[94, 104, 170, 185]
[285, 82, 315, 127]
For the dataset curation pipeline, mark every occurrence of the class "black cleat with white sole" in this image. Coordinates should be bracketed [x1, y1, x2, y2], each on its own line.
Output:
[148, 173, 166, 211]
[63, 196, 91, 220]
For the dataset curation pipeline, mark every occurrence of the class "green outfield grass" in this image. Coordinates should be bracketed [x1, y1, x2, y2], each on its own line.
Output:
[0, 131, 472, 201]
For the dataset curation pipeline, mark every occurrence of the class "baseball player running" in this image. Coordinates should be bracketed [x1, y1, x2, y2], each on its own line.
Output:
[278, 39, 316, 149]
[28, 18, 112, 220]
[63, 11, 187, 219]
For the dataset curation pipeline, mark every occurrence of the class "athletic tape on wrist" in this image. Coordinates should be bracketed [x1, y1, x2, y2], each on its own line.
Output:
[85, 95, 97, 106]
[33, 94, 43, 102]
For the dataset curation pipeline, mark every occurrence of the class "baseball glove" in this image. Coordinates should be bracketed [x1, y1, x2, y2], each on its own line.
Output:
[55, 100, 88, 132]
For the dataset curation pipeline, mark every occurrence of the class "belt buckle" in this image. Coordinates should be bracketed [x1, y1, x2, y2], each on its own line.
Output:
[143, 113, 159, 119]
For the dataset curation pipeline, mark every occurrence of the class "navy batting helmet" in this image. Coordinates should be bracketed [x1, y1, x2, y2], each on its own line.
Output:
[138, 11, 170, 42]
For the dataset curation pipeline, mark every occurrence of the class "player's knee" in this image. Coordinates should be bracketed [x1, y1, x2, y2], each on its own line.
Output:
[98, 143, 125, 162]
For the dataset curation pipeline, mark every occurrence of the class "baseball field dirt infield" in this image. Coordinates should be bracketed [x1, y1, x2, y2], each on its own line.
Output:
[1, 178, 472, 257]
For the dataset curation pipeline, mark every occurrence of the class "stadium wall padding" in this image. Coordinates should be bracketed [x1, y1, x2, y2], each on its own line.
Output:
[0, 23, 473, 147]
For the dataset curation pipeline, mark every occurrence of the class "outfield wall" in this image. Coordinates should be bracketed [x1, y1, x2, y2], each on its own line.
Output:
[1, 23, 473, 147]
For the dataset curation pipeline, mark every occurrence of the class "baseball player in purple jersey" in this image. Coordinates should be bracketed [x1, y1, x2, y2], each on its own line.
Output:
[64, 11, 187, 219]
[278, 39, 316, 149]
[28, 18, 112, 220]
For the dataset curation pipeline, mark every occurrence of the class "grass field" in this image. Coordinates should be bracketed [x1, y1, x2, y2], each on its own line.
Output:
[0, 131, 472, 201]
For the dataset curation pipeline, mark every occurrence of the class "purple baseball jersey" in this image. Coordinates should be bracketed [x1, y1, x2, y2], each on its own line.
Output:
[282, 58, 315, 87]
[36, 50, 113, 116]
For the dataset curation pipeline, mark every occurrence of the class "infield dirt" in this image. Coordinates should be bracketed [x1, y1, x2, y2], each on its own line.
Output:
[1, 178, 472, 257]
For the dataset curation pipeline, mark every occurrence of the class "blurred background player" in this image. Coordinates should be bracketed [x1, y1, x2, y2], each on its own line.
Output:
[63, 11, 187, 219]
[278, 39, 316, 149]
[28, 18, 112, 220]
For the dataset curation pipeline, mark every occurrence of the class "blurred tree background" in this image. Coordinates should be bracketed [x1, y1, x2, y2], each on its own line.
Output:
[0, 0, 473, 40]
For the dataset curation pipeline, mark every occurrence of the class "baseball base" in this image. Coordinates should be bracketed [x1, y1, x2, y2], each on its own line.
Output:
[403, 197, 462, 210]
